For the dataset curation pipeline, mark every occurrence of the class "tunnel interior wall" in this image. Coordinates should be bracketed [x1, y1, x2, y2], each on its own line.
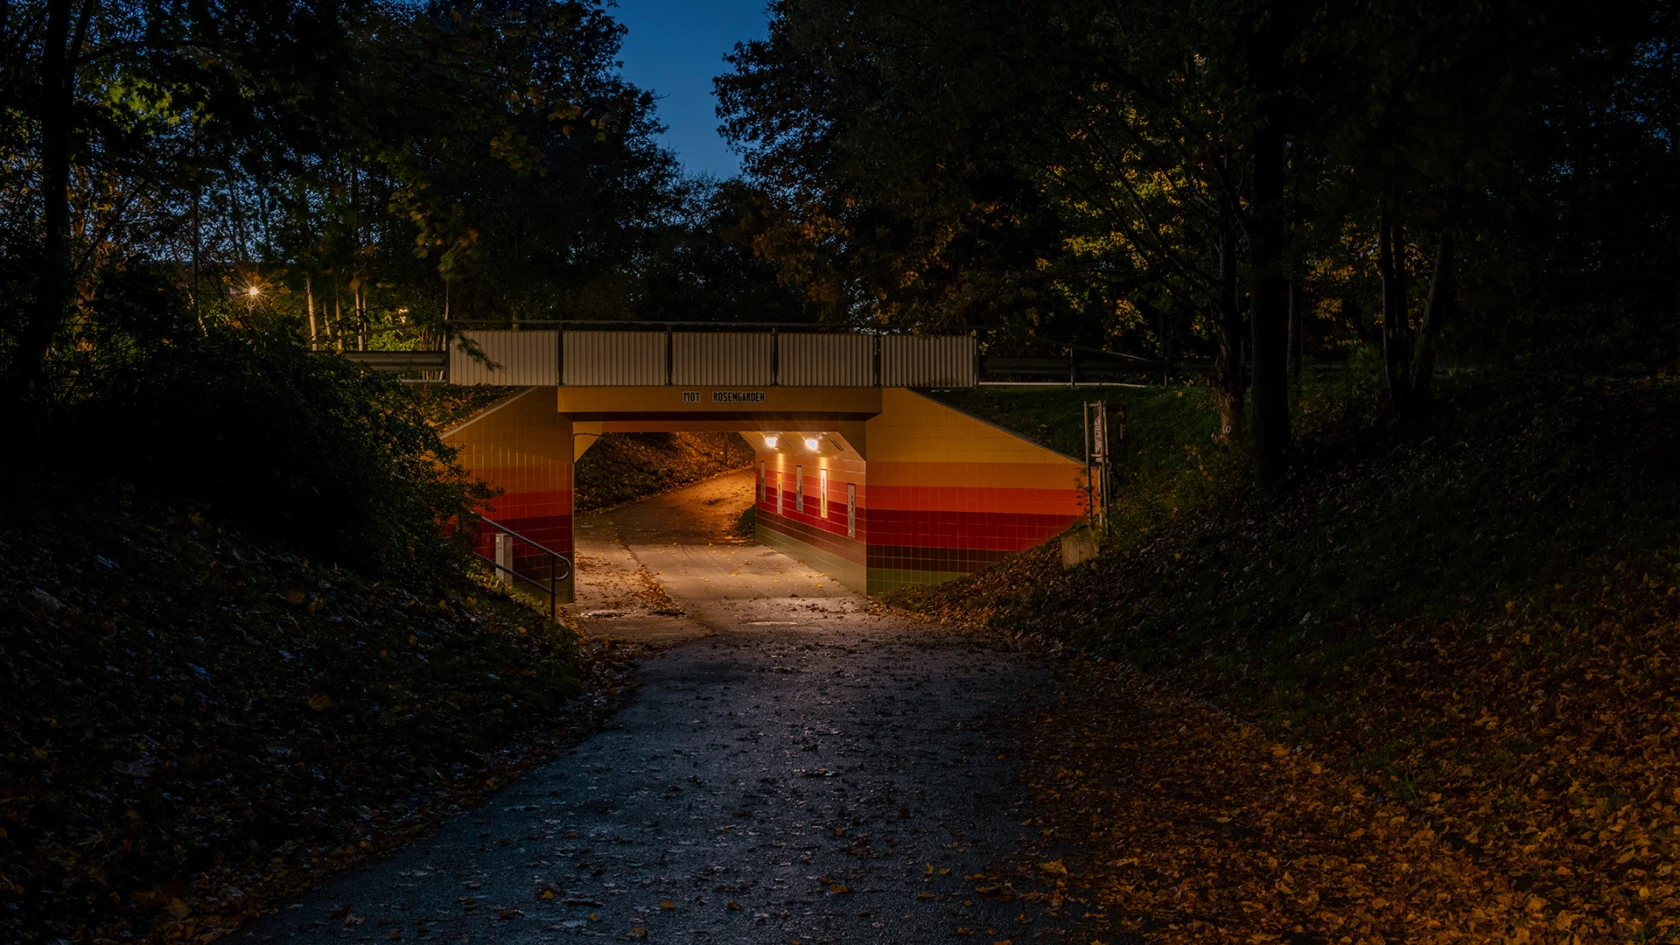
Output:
[754, 446, 870, 594]
[440, 387, 576, 603]
[752, 390, 1087, 596]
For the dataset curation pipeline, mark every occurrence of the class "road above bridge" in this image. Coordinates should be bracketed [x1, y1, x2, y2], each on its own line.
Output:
[232, 474, 1079, 944]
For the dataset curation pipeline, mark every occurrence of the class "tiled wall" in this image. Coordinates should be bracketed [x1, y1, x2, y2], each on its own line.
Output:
[751, 390, 1086, 595]
[443, 385, 1084, 603]
[753, 442, 869, 593]
[861, 390, 1085, 594]
[440, 388, 576, 602]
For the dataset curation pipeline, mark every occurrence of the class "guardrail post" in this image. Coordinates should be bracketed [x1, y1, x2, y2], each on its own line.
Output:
[494, 533, 514, 586]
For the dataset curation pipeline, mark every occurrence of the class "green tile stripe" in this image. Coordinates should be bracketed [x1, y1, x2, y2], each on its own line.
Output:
[755, 524, 869, 594]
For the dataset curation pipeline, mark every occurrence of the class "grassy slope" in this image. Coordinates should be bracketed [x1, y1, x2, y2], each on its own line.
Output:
[573, 431, 753, 512]
[410, 384, 513, 430]
[429, 393, 752, 513]
[898, 374, 1680, 935]
[0, 488, 629, 943]
[928, 384, 1232, 551]
[0, 382, 641, 944]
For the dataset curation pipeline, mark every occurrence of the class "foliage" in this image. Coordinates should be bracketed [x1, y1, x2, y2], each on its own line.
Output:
[899, 373, 1680, 938]
[574, 431, 753, 512]
[405, 384, 516, 431]
[0, 0, 805, 414]
[720, 0, 1680, 470]
[927, 381, 1237, 546]
[46, 327, 490, 579]
[0, 486, 634, 944]
[996, 659, 1577, 942]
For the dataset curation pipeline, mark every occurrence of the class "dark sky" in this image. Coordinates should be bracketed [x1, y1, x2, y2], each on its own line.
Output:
[613, 0, 772, 179]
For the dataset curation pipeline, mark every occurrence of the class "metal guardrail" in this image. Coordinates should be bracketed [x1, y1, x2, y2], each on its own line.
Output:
[322, 335, 1220, 384]
[465, 511, 571, 620]
[980, 354, 1212, 383]
[443, 319, 861, 332]
[332, 350, 447, 373]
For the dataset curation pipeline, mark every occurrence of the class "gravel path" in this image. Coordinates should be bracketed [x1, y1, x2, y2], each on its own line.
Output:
[233, 474, 1062, 944]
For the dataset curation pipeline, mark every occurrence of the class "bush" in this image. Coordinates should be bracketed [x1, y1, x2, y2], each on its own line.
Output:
[48, 328, 487, 580]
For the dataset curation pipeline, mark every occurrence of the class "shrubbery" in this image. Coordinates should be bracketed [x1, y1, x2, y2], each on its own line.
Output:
[21, 283, 487, 581]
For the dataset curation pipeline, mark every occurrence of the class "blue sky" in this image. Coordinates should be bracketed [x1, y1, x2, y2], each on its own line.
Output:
[611, 0, 773, 179]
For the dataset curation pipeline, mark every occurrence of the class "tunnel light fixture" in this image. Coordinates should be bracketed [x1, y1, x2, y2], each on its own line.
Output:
[764, 434, 780, 448]
[804, 436, 821, 451]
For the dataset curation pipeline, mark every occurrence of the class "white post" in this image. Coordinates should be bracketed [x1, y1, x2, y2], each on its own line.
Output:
[494, 532, 514, 586]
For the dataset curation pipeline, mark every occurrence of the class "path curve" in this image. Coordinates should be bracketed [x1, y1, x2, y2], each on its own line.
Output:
[233, 474, 1063, 944]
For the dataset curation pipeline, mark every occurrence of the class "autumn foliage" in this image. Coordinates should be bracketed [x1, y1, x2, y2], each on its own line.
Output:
[899, 374, 1680, 941]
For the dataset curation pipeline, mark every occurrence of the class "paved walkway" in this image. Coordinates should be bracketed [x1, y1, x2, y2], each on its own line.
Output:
[233, 474, 1062, 944]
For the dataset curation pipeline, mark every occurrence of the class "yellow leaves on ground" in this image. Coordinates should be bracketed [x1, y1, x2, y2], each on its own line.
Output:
[1009, 660, 1595, 944]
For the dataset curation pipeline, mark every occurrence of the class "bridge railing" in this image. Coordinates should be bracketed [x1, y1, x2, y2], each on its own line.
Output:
[445, 328, 980, 387]
[327, 324, 1213, 386]
[464, 511, 571, 621]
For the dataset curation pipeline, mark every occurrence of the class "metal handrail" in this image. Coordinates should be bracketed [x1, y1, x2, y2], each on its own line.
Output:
[444, 319, 864, 332]
[464, 510, 571, 620]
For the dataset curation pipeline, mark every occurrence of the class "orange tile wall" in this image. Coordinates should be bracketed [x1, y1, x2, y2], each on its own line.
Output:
[440, 388, 575, 602]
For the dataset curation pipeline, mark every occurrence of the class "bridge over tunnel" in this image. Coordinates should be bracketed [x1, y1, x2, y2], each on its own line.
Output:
[437, 330, 1091, 603]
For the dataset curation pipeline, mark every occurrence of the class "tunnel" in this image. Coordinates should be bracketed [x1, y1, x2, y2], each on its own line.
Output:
[438, 331, 1091, 602]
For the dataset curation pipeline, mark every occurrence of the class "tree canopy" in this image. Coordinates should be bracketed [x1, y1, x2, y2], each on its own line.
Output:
[0, 0, 809, 413]
[719, 0, 1679, 479]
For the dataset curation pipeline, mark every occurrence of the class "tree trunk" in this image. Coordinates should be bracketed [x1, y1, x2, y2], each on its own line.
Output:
[15, 0, 81, 405]
[1211, 216, 1245, 438]
[1287, 274, 1303, 382]
[1248, 0, 1293, 486]
[351, 162, 365, 350]
[1378, 193, 1412, 417]
[1409, 229, 1455, 409]
[1250, 123, 1290, 485]
[306, 273, 318, 350]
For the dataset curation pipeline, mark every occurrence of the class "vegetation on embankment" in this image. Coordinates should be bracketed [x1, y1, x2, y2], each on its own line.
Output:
[574, 431, 753, 512]
[410, 388, 754, 514]
[0, 331, 624, 944]
[896, 373, 1680, 937]
[424, 393, 754, 514]
[927, 383, 1233, 552]
[411, 384, 514, 430]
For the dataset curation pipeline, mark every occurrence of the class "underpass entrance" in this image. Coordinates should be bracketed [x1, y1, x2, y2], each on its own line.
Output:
[440, 332, 1090, 603]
